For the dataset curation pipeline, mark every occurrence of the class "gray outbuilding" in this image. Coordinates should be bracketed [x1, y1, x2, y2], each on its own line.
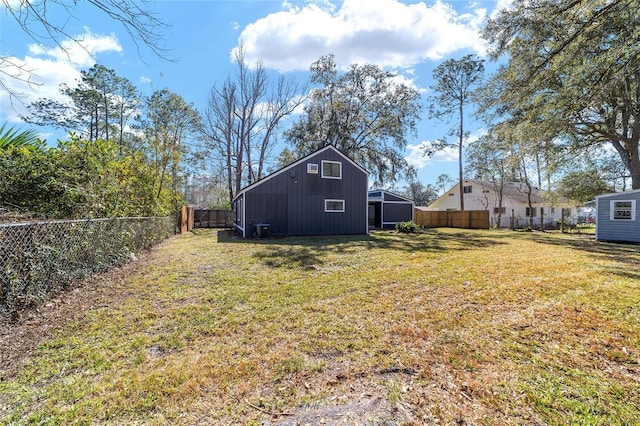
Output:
[232, 145, 369, 237]
[595, 190, 640, 243]
[367, 189, 414, 229]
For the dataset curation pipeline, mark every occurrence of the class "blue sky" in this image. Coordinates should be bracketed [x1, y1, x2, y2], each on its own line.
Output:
[1, 0, 510, 190]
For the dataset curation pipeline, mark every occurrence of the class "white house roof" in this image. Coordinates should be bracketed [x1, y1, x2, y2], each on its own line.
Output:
[500, 182, 545, 204]
[429, 179, 571, 208]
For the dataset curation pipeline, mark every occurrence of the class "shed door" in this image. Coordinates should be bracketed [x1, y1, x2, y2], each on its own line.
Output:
[368, 202, 381, 228]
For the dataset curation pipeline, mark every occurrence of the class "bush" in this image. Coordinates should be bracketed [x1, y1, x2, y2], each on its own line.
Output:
[395, 221, 417, 234]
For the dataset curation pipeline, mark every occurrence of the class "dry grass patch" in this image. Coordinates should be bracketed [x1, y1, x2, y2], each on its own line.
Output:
[1, 228, 638, 425]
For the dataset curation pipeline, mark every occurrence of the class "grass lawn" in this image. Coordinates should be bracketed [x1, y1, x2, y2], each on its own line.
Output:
[1, 228, 639, 425]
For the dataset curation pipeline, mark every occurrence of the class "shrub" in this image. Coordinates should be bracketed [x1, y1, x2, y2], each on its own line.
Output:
[395, 221, 417, 234]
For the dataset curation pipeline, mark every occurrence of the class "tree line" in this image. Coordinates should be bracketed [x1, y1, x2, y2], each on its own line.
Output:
[2, 64, 200, 218]
[2, 0, 638, 219]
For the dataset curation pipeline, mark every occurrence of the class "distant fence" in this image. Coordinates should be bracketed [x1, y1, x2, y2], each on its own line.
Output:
[180, 207, 233, 233]
[0, 216, 176, 317]
[194, 209, 233, 228]
[414, 210, 489, 229]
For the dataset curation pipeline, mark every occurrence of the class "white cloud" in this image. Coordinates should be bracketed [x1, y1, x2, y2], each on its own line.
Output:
[490, 0, 514, 19]
[235, 0, 487, 72]
[0, 29, 122, 122]
[405, 140, 458, 169]
[27, 28, 121, 67]
[405, 128, 486, 170]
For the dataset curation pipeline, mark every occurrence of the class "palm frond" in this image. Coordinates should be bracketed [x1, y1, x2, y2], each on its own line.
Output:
[0, 123, 44, 151]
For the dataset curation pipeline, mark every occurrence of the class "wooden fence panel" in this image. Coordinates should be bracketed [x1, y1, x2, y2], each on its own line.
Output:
[180, 206, 195, 234]
[414, 210, 489, 229]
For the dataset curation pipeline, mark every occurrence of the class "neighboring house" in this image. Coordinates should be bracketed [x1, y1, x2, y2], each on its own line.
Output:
[368, 189, 414, 229]
[232, 145, 369, 237]
[595, 190, 640, 243]
[427, 179, 576, 228]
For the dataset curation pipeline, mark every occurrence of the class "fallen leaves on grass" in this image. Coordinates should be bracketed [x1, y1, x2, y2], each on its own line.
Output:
[1, 229, 639, 425]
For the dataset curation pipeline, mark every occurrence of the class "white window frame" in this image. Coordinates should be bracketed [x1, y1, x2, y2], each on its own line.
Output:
[463, 185, 473, 193]
[321, 160, 342, 179]
[610, 200, 636, 221]
[307, 163, 318, 174]
[325, 199, 345, 212]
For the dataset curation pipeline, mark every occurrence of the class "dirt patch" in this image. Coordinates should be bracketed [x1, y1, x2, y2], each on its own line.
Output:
[269, 395, 404, 425]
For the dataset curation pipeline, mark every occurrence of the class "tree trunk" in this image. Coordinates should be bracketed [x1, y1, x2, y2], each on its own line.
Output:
[458, 100, 465, 211]
[628, 147, 640, 190]
[104, 91, 109, 142]
[226, 147, 233, 205]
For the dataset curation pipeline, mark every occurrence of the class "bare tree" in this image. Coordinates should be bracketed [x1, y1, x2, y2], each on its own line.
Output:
[202, 78, 239, 204]
[255, 74, 307, 180]
[202, 46, 307, 204]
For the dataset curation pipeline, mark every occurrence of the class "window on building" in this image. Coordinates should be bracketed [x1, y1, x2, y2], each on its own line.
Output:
[611, 200, 636, 220]
[307, 163, 318, 174]
[234, 197, 243, 224]
[321, 160, 342, 179]
[526, 207, 537, 217]
[493, 207, 506, 214]
[463, 185, 473, 193]
[325, 199, 345, 212]
[448, 193, 454, 196]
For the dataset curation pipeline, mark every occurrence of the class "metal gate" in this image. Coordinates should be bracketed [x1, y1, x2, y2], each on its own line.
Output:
[193, 210, 233, 228]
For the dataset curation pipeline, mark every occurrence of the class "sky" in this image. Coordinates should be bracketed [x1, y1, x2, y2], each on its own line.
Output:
[0, 0, 511, 191]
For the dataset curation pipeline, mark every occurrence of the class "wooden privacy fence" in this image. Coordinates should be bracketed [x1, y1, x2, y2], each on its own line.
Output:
[180, 207, 233, 234]
[414, 210, 489, 229]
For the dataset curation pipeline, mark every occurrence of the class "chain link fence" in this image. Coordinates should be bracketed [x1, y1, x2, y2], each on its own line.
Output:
[1, 216, 176, 318]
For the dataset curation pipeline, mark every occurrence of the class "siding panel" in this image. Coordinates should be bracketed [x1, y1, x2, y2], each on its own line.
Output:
[596, 191, 640, 242]
[235, 146, 368, 237]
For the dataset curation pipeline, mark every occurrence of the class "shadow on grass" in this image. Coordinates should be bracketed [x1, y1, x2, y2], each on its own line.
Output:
[211, 228, 510, 269]
[203, 228, 639, 278]
[528, 232, 640, 281]
[528, 232, 640, 272]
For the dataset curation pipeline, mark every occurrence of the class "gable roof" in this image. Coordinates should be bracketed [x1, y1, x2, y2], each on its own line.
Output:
[595, 189, 640, 200]
[233, 145, 369, 202]
[499, 181, 545, 204]
[368, 188, 414, 203]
